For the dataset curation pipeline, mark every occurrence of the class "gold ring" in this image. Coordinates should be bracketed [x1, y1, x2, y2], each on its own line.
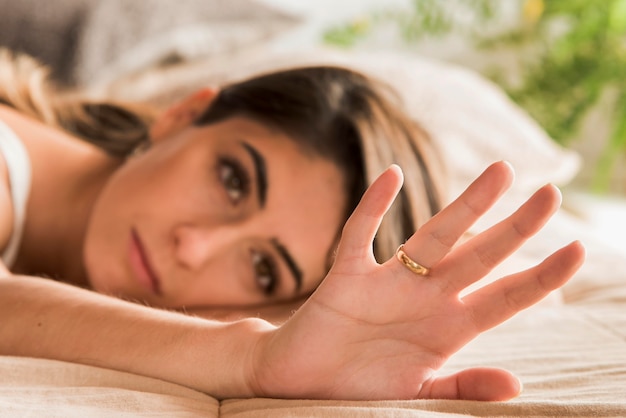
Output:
[395, 244, 430, 276]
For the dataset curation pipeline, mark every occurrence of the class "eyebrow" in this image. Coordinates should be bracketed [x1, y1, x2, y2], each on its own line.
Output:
[272, 238, 303, 293]
[239, 142, 302, 293]
[241, 142, 267, 208]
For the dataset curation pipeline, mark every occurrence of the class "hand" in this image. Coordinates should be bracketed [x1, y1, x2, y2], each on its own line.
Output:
[250, 161, 585, 401]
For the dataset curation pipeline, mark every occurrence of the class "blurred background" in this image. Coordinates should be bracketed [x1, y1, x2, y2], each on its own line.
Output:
[267, 0, 626, 252]
[261, 0, 626, 197]
[1, 0, 623, 250]
[1, 0, 624, 200]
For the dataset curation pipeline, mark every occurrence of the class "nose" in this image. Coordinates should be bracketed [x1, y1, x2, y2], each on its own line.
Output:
[173, 223, 241, 270]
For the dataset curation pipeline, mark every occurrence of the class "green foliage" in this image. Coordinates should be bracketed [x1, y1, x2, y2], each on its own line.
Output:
[323, 0, 626, 191]
[323, 0, 497, 47]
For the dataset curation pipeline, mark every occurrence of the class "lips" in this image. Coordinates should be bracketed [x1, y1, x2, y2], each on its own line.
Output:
[130, 229, 162, 295]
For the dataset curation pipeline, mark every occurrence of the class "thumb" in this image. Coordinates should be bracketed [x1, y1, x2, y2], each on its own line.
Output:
[419, 367, 523, 401]
[334, 165, 404, 266]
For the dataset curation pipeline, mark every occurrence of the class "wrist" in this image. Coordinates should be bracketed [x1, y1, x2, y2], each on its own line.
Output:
[240, 318, 277, 398]
[192, 317, 276, 399]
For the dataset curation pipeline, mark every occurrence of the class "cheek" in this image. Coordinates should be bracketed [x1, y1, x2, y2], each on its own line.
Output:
[82, 228, 119, 292]
[81, 193, 130, 292]
[80, 162, 156, 291]
[176, 254, 253, 306]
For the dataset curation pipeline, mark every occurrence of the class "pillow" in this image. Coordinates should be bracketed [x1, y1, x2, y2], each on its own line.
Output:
[0, 0, 300, 87]
[338, 51, 583, 197]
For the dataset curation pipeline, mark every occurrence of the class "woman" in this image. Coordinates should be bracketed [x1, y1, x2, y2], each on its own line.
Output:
[0, 50, 585, 400]
[0, 49, 443, 311]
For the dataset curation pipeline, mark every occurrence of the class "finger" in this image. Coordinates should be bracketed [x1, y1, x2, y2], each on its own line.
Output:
[464, 241, 586, 332]
[419, 367, 522, 401]
[397, 161, 514, 272]
[436, 183, 562, 291]
[334, 165, 404, 265]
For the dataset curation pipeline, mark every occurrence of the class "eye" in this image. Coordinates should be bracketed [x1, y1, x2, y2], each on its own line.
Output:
[252, 251, 278, 296]
[218, 158, 250, 204]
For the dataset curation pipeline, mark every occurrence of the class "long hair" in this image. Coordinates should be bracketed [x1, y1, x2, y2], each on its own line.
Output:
[0, 48, 447, 264]
[0, 48, 157, 156]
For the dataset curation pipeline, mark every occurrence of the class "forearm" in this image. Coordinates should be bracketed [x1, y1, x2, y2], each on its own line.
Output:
[0, 276, 275, 399]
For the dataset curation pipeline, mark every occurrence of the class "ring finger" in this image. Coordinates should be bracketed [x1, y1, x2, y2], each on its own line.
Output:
[387, 161, 514, 273]
[434, 183, 562, 291]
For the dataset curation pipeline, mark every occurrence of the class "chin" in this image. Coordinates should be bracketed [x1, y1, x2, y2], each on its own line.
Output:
[84, 264, 120, 296]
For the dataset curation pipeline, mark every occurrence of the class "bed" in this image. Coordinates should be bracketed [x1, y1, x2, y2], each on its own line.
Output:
[1, 1, 625, 416]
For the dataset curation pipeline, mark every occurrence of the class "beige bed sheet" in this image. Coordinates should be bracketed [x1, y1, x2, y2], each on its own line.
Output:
[1, 302, 624, 417]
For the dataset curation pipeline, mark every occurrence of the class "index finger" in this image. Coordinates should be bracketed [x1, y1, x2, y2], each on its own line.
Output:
[334, 165, 404, 266]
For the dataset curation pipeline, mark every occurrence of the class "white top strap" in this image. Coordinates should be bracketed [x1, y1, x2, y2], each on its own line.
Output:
[0, 119, 31, 267]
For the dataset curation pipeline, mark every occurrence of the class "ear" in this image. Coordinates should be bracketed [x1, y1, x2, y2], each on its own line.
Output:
[149, 87, 218, 142]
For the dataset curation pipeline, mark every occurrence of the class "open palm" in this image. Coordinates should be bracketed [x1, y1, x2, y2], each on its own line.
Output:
[251, 162, 585, 401]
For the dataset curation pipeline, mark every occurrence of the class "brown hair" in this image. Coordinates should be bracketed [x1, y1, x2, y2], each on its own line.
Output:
[0, 48, 157, 156]
[194, 66, 447, 261]
[0, 48, 447, 264]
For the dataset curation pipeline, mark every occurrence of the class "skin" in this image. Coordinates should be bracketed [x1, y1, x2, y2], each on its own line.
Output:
[84, 116, 345, 308]
[252, 162, 585, 400]
[0, 92, 347, 309]
[0, 162, 586, 401]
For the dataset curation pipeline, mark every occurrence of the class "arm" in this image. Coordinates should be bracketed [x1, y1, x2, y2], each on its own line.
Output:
[0, 274, 272, 399]
[0, 162, 585, 401]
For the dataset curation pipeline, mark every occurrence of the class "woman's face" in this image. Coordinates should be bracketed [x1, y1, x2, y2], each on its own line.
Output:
[83, 116, 347, 308]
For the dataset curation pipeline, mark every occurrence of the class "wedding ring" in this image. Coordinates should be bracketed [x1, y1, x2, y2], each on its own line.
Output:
[395, 244, 430, 276]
